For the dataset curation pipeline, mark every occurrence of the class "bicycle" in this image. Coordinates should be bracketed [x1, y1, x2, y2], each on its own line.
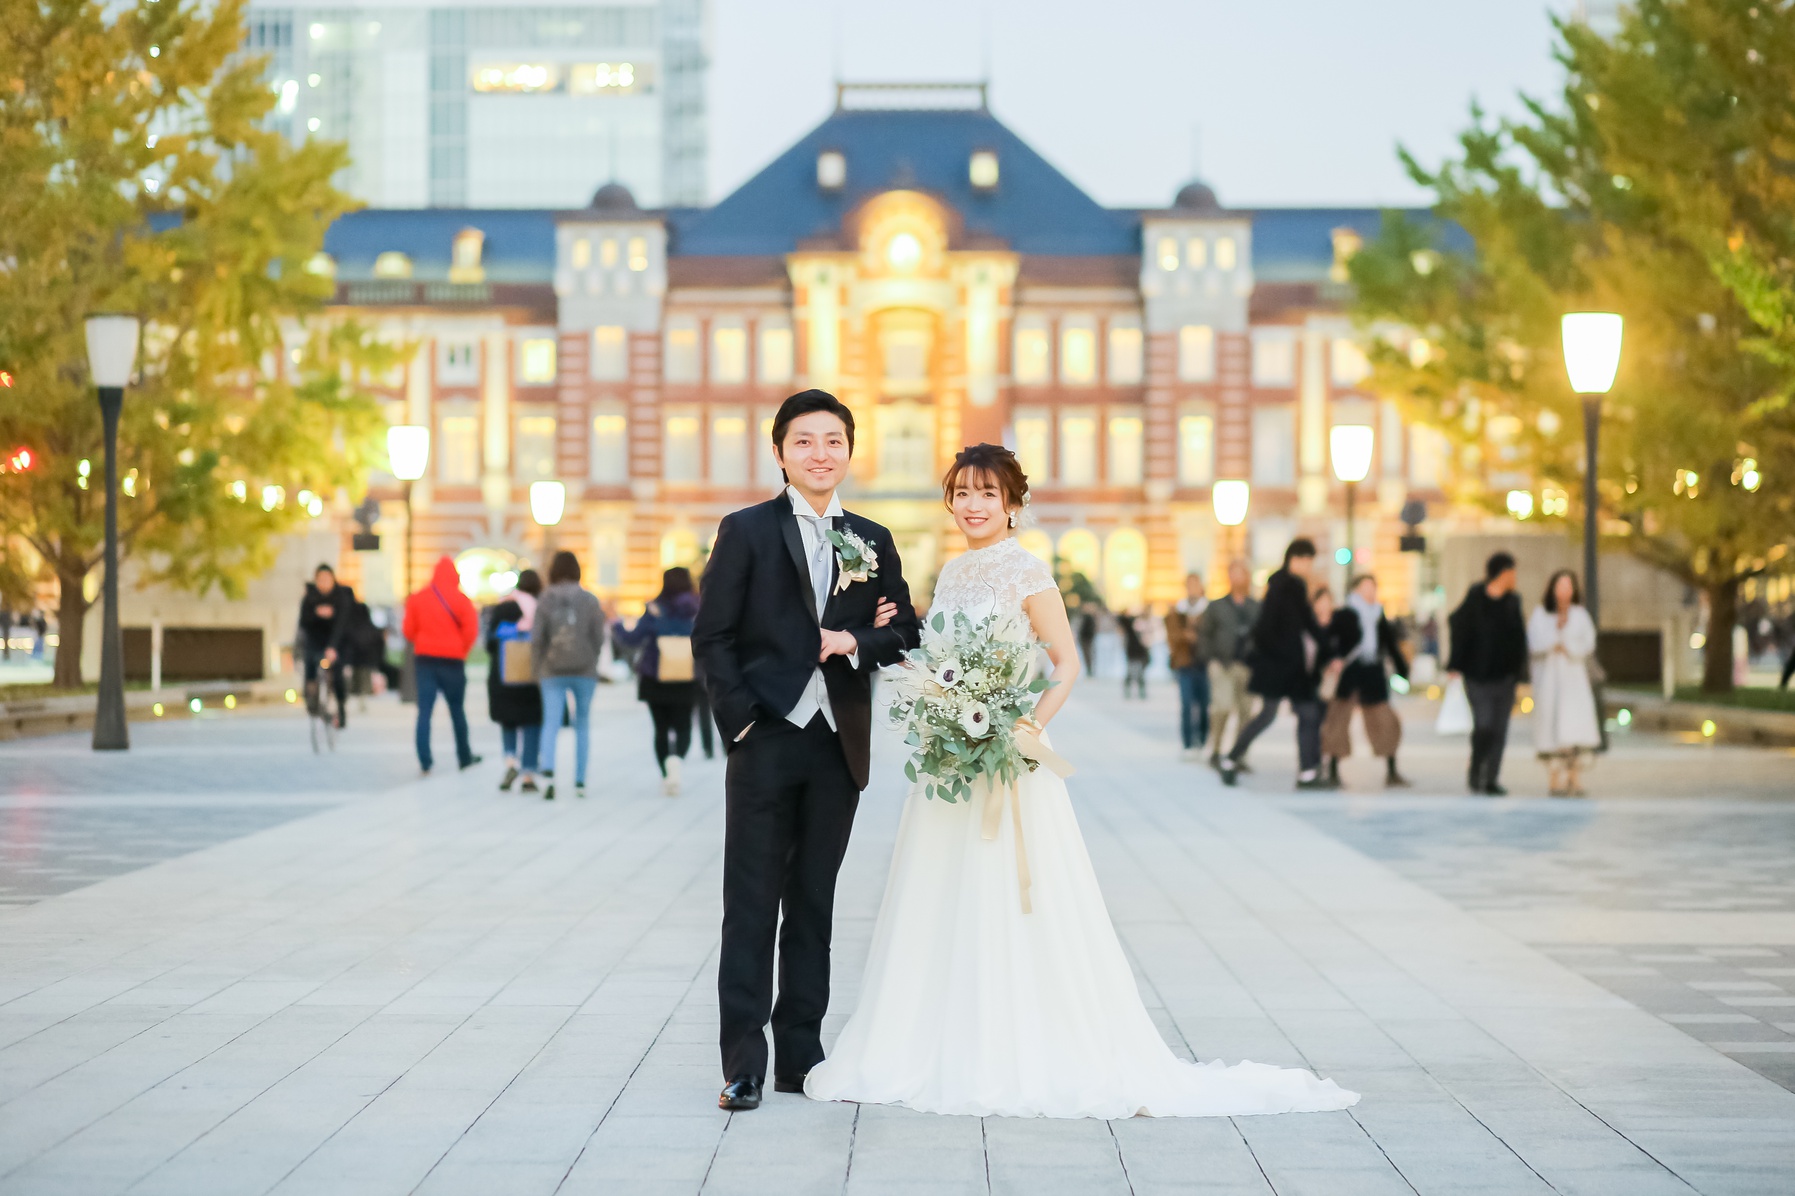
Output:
[304, 654, 338, 754]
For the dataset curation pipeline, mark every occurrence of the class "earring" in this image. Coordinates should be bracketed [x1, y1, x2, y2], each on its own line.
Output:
[1008, 512, 1017, 528]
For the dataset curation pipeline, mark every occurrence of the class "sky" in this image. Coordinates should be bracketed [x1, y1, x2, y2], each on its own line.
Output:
[707, 0, 1578, 209]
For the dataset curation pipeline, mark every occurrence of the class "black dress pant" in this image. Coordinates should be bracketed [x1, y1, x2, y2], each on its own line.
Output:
[647, 699, 693, 772]
[718, 714, 858, 1082]
[1466, 677, 1518, 789]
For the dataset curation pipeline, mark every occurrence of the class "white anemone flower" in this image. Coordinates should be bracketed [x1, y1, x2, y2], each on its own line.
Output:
[932, 660, 963, 688]
[958, 701, 993, 739]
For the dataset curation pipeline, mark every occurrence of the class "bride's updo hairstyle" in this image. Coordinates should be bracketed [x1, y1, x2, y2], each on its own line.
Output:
[942, 443, 1030, 515]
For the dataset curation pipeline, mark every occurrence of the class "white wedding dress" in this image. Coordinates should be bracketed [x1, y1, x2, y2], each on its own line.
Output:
[805, 537, 1359, 1118]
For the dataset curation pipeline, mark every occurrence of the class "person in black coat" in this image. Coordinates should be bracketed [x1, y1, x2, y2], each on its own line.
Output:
[486, 569, 545, 793]
[613, 567, 703, 795]
[1221, 539, 1330, 788]
[1322, 575, 1411, 788]
[297, 564, 352, 728]
[1447, 551, 1529, 796]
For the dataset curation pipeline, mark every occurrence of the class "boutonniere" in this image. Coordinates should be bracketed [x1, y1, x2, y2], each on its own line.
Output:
[824, 527, 879, 593]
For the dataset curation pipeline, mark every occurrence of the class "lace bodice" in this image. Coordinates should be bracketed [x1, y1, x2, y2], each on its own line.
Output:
[930, 538, 1057, 624]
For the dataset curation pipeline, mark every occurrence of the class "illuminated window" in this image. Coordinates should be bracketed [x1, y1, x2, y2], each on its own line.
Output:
[711, 324, 747, 385]
[1108, 410, 1144, 485]
[1251, 330, 1295, 386]
[817, 150, 845, 190]
[439, 414, 479, 483]
[1013, 321, 1050, 386]
[590, 403, 627, 483]
[1058, 528, 1101, 584]
[450, 228, 484, 283]
[591, 325, 627, 381]
[1409, 425, 1448, 488]
[627, 236, 648, 271]
[438, 339, 480, 386]
[568, 61, 645, 94]
[710, 407, 749, 484]
[1177, 325, 1215, 383]
[1104, 528, 1148, 611]
[514, 414, 557, 482]
[1107, 323, 1143, 385]
[470, 62, 561, 93]
[1157, 236, 1179, 271]
[1186, 237, 1209, 269]
[1331, 337, 1370, 385]
[886, 232, 922, 272]
[969, 150, 999, 189]
[757, 411, 780, 485]
[1252, 404, 1296, 484]
[877, 402, 936, 487]
[1059, 322, 1096, 386]
[571, 238, 591, 269]
[664, 321, 699, 383]
[600, 238, 619, 268]
[663, 407, 701, 482]
[1013, 408, 1050, 481]
[518, 337, 556, 384]
[1215, 236, 1238, 270]
[1059, 409, 1097, 485]
[882, 327, 930, 393]
[373, 251, 412, 279]
[1177, 405, 1214, 486]
[758, 325, 793, 385]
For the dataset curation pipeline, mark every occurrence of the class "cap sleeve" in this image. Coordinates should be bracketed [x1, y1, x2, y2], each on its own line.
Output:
[1015, 545, 1057, 601]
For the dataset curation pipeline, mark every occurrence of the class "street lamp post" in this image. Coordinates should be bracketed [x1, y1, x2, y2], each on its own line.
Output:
[1330, 424, 1375, 588]
[1212, 479, 1250, 565]
[530, 479, 566, 562]
[85, 314, 141, 752]
[386, 425, 430, 598]
[1561, 313, 1623, 625]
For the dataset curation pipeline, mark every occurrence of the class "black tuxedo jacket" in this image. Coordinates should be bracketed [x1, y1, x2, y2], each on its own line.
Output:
[693, 495, 921, 789]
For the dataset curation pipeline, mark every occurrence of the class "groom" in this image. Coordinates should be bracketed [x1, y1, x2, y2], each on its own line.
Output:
[693, 390, 921, 1112]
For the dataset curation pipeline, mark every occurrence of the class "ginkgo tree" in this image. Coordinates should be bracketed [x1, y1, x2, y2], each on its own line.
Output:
[1351, 0, 1795, 693]
[0, 0, 395, 688]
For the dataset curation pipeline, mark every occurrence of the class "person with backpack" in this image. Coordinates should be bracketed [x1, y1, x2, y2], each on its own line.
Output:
[485, 569, 544, 793]
[613, 566, 701, 795]
[402, 555, 482, 775]
[533, 550, 606, 800]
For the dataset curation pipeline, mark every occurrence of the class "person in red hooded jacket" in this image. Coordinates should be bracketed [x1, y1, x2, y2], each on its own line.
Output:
[402, 556, 482, 774]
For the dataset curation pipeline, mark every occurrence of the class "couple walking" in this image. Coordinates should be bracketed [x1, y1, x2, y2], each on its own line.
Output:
[694, 390, 1356, 1119]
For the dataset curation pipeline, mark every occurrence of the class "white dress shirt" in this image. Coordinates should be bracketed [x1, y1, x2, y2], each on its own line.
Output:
[784, 484, 857, 730]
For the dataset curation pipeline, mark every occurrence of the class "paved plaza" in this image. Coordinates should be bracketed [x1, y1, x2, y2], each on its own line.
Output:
[2, 682, 1794, 1195]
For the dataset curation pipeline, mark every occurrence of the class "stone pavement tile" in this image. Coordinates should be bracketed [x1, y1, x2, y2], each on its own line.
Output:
[842, 1105, 986, 1196]
[556, 1113, 723, 1191]
[1345, 1100, 1555, 1194]
[700, 1095, 856, 1195]
[0, 1004, 184, 1103]
[1109, 1116, 1273, 1194]
[983, 1116, 1131, 1196]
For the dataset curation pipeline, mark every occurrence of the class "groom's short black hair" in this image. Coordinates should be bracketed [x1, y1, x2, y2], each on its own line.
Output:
[771, 389, 855, 457]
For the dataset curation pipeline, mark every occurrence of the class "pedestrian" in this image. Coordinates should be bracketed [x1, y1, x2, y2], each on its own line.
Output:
[1165, 572, 1211, 760]
[297, 564, 352, 729]
[612, 566, 701, 795]
[486, 569, 545, 794]
[1321, 575, 1412, 788]
[402, 555, 481, 775]
[32, 611, 47, 658]
[1076, 605, 1099, 677]
[1, 606, 12, 661]
[343, 599, 395, 697]
[1447, 551, 1528, 796]
[1117, 612, 1150, 699]
[1221, 539, 1330, 789]
[1201, 560, 1261, 771]
[533, 550, 606, 801]
[1529, 569, 1601, 796]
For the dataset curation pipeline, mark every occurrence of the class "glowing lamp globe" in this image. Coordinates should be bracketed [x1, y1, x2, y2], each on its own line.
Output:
[386, 425, 430, 481]
[1561, 313, 1623, 394]
[1330, 424, 1375, 484]
[530, 480, 566, 527]
[1212, 480, 1250, 527]
[84, 314, 141, 388]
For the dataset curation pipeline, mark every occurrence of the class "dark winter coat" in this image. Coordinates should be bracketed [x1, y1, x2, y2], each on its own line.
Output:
[1333, 610, 1410, 705]
[1446, 583, 1529, 683]
[1246, 567, 1324, 701]
[614, 591, 701, 704]
[484, 598, 544, 728]
[298, 583, 352, 657]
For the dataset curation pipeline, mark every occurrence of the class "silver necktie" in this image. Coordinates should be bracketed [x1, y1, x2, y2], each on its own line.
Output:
[800, 513, 832, 618]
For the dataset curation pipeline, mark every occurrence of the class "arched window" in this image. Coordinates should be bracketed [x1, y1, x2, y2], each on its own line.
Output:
[1057, 529, 1101, 590]
[1104, 528, 1148, 611]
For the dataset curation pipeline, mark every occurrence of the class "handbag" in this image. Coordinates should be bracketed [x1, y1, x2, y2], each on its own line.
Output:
[656, 635, 694, 682]
[1435, 676, 1474, 736]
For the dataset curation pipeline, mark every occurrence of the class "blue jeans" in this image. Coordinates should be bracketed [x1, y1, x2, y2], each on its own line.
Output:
[1176, 665, 1211, 750]
[539, 675, 597, 784]
[414, 656, 473, 771]
[501, 723, 541, 772]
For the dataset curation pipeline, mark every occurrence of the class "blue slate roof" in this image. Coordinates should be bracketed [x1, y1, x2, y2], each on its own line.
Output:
[1247, 206, 1469, 282]
[322, 208, 558, 283]
[668, 108, 1138, 257]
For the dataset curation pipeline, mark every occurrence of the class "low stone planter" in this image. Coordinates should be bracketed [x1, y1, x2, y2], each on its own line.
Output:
[1603, 690, 1795, 748]
[0, 680, 292, 741]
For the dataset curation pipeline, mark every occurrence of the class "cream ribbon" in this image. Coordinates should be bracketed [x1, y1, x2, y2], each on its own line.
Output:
[979, 723, 1076, 915]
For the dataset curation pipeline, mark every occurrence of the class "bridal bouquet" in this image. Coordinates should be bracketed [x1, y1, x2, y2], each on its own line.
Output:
[884, 609, 1053, 803]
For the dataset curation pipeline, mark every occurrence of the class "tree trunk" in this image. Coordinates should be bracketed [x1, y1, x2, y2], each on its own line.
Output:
[53, 564, 89, 690]
[1700, 578, 1739, 696]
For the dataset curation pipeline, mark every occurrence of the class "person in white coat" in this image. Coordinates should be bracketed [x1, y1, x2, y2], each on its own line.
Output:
[1528, 569, 1602, 796]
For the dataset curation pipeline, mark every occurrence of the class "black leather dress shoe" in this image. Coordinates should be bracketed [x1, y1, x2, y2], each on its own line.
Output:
[718, 1077, 762, 1111]
[772, 1073, 808, 1094]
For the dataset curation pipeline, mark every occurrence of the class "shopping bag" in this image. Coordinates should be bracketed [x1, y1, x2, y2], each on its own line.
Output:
[656, 635, 694, 682]
[500, 636, 534, 685]
[1435, 676, 1473, 736]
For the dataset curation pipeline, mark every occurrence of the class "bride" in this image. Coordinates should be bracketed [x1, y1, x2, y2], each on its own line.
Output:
[805, 443, 1359, 1119]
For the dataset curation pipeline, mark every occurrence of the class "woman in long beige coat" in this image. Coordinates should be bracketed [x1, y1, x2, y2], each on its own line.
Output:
[1528, 570, 1602, 796]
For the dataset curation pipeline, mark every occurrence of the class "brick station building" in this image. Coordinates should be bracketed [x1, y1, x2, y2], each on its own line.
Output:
[322, 86, 1450, 613]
